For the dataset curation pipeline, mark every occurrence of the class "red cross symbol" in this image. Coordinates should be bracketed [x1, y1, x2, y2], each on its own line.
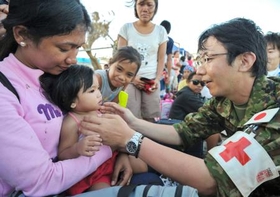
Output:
[219, 137, 251, 165]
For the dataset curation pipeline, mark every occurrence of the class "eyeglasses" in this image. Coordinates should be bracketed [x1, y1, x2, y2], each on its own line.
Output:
[196, 53, 228, 66]
[192, 80, 205, 87]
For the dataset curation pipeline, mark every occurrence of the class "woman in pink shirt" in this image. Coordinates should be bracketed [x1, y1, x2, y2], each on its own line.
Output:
[0, 0, 132, 196]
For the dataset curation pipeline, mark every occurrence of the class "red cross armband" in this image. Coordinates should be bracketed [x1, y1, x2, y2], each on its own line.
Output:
[209, 131, 280, 197]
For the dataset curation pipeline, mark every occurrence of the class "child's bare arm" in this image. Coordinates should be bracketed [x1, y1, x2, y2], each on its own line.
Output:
[58, 116, 102, 160]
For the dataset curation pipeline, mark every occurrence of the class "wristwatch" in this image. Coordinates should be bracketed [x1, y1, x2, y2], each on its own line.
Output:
[125, 132, 144, 158]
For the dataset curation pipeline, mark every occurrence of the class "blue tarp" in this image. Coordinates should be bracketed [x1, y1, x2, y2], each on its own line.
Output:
[172, 45, 186, 56]
[77, 57, 91, 64]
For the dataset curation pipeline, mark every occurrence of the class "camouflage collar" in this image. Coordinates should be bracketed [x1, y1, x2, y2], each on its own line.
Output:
[216, 76, 280, 127]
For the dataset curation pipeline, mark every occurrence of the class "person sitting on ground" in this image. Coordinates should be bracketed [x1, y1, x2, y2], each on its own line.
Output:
[177, 64, 194, 91]
[95, 46, 141, 103]
[169, 72, 205, 120]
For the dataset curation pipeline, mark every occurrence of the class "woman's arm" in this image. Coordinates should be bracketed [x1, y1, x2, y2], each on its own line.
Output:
[117, 35, 127, 49]
[156, 42, 167, 81]
[0, 87, 112, 196]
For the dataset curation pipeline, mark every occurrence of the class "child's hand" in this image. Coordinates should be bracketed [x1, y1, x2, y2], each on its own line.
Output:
[76, 135, 103, 157]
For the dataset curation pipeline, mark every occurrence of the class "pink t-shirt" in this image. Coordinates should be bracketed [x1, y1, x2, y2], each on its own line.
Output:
[0, 54, 112, 196]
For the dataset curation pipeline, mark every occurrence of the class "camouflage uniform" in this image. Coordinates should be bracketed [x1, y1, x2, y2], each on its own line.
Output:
[173, 76, 280, 197]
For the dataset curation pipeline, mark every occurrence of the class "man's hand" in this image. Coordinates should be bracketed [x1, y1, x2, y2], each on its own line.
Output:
[80, 113, 135, 151]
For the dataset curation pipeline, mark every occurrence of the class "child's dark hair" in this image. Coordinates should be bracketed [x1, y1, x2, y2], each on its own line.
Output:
[160, 20, 171, 34]
[264, 31, 280, 51]
[40, 65, 94, 113]
[187, 71, 197, 82]
[109, 46, 142, 74]
[0, 0, 91, 60]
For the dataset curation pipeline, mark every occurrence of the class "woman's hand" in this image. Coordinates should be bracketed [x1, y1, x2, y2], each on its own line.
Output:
[100, 102, 137, 126]
[111, 153, 133, 186]
[80, 113, 135, 150]
[149, 79, 159, 93]
[131, 76, 145, 90]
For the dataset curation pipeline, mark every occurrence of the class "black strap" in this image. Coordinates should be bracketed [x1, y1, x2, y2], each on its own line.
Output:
[0, 72, 20, 101]
[142, 185, 152, 197]
[117, 184, 138, 197]
[174, 184, 183, 197]
[9, 190, 23, 197]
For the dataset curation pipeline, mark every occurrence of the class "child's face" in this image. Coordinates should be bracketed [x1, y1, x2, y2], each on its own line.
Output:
[183, 70, 191, 79]
[108, 60, 138, 88]
[72, 76, 103, 112]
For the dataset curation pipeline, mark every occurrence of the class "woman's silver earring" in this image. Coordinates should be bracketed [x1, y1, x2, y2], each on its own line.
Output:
[19, 41, 26, 47]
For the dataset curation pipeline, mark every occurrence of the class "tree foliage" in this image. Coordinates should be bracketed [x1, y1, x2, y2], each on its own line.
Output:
[82, 11, 116, 70]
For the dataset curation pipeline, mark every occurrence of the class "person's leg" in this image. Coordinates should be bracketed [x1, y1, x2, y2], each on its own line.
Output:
[88, 182, 111, 191]
[130, 172, 164, 186]
[141, 84, 161, 122]
[74, 186, 122, 197]
[126, 84, 142, 119]
[75, 185, 199, 197]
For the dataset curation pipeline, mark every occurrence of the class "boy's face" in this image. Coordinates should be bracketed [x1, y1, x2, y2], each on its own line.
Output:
[266, 43, 280, 71]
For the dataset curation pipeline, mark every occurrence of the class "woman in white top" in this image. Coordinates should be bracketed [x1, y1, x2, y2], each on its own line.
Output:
[118, 0, 168, 122]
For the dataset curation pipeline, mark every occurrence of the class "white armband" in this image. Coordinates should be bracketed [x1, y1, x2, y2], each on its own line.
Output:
[209, 131, 279, 197]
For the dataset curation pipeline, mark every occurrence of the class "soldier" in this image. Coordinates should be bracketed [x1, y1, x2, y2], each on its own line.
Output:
[81, 18, 280, 197]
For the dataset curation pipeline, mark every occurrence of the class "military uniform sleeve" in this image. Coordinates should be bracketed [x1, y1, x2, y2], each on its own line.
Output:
[173, 99, 224, 148]
[204, 153, 242, 196]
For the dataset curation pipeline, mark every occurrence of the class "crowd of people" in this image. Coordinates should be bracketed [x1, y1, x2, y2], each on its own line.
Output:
[0, 0, 280, 197]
